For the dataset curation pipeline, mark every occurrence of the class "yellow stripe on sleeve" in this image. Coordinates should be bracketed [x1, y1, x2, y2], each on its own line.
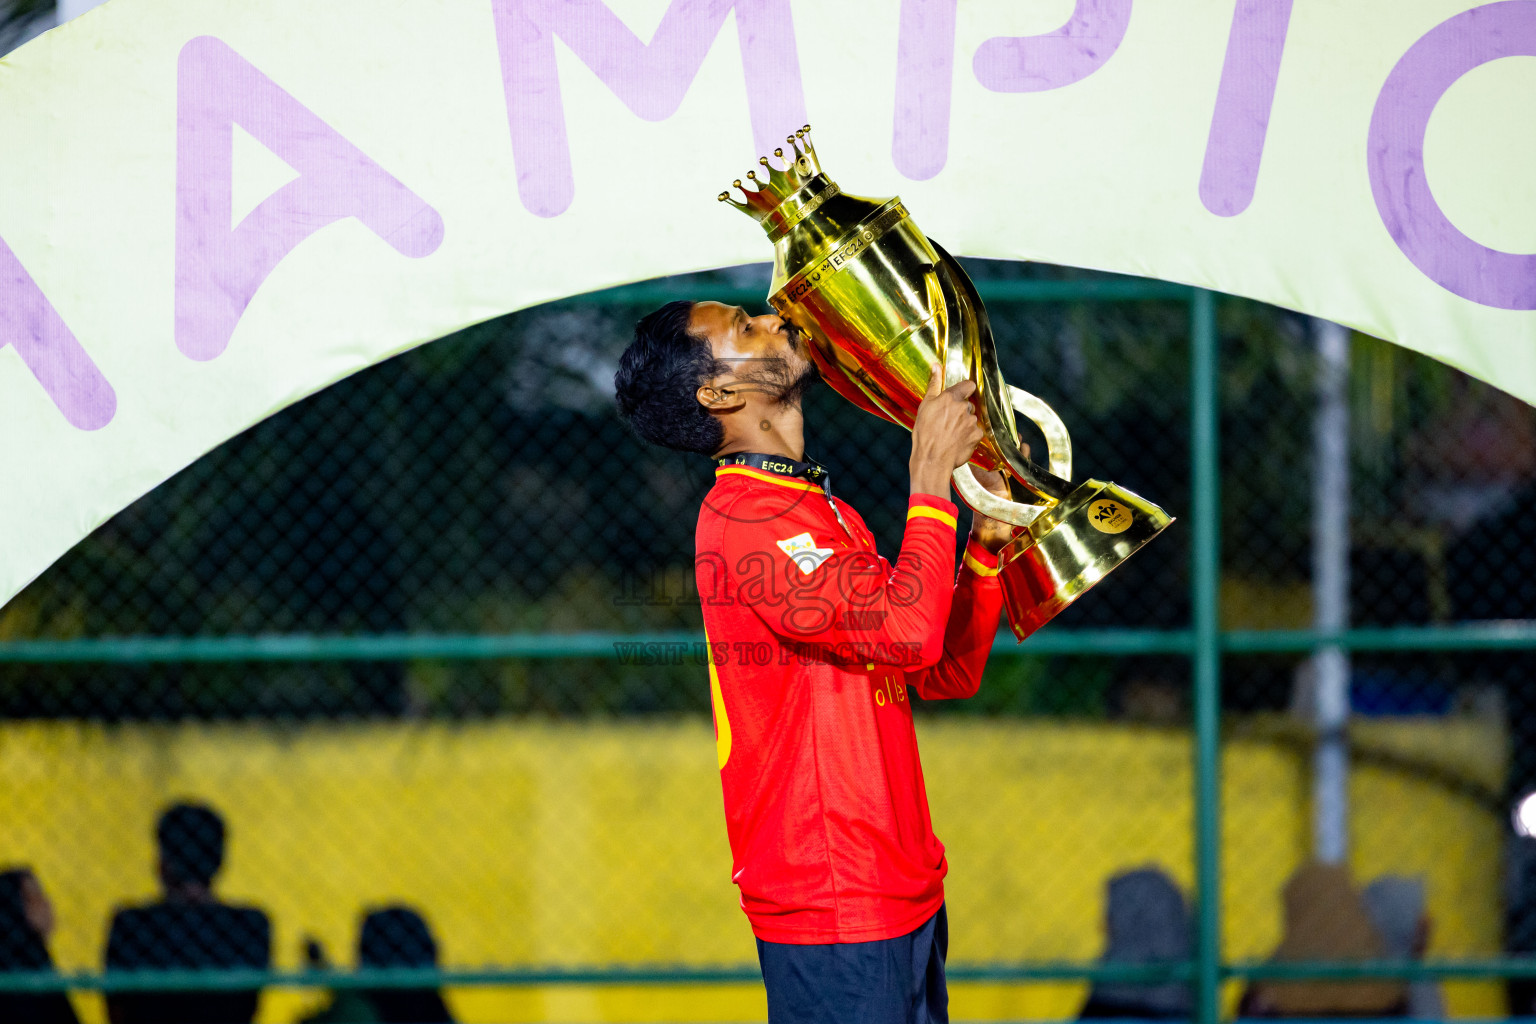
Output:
[963, 549, 1002, 577]
[906, 505, 958, 529]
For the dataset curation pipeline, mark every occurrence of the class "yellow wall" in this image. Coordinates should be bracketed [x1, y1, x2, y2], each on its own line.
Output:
[0, 716, 1504, 1022]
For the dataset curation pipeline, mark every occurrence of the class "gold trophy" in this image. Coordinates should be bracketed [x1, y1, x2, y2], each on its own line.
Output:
[719, 126, 1173, 641]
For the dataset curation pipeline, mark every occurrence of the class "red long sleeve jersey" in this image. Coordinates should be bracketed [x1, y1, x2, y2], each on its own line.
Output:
[695, 463, 1005, 944]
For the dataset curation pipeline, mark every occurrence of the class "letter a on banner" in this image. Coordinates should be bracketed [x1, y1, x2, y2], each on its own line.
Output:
[0, 234, 116, 431]
[175, 36, 444, 362]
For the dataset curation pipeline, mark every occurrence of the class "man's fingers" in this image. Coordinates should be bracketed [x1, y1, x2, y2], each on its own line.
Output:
[925, 363, 943, 399]
[964, 409, 984, 444]
[945, 379, 977, 400]
[968, 465, 1011, 499]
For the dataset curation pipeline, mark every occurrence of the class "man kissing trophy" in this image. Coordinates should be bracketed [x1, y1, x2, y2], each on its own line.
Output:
[611, 124, 1179, 1024]
[719, 126, 1173, 641]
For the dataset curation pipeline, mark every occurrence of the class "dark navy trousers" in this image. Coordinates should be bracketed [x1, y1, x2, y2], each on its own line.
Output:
[755, 904, 949, 1024]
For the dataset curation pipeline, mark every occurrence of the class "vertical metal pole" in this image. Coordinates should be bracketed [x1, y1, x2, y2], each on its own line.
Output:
[1190, 289, 1222, 1024]
[1311, 318, 1351, 863]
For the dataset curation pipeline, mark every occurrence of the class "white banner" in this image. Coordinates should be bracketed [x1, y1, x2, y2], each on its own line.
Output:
[2, 0, 1534, 607]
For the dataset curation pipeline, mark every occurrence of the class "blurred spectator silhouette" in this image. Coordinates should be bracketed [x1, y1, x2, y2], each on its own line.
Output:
[1240, 862, 1406, 1018]
[296, 936, 377, 1024]
[1362, 875, 1443, 1019]
[358, 906, 454, 1023]
[1078, 866, 1192, 1019]
[103, 802, 271, 1024]
[0, 867, 80, 1024]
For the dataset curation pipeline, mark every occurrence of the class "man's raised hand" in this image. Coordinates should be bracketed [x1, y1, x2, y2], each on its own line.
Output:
[909, 365, 985, 498]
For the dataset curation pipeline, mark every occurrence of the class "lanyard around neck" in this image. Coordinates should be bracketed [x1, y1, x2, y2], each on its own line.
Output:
[715, 452, 850, 537]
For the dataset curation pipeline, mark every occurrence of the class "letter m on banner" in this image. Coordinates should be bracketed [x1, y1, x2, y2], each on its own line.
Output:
[492, 0, 807, 217]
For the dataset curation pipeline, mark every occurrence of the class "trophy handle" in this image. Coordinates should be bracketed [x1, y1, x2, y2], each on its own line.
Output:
[1007, 384, 1072, 482]
[950, 387, 1072, 528]
[930, 241, 1074, 528]
[953, 453, 1047, 526]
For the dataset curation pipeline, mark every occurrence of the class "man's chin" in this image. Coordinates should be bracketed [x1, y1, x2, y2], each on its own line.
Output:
[773, 367, 820, 408]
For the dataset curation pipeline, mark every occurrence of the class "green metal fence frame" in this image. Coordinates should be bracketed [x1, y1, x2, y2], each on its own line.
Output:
[5, 278, 1536, 1020]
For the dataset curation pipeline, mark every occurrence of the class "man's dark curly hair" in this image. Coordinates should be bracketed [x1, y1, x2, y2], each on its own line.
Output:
[614, 300, 728, 455]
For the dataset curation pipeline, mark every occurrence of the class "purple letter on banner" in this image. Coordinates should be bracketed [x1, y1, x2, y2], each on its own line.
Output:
[492, 0, 807, 218]
[972, 0, 1133, 93]
[892, 0, 958, 180]
[1369, 1, 1536, 309]
[894, 0, 1132, 181]
[176, 36, 444, 361]
[1199, 0, 1294, 217]
[0, 234, 116, 430]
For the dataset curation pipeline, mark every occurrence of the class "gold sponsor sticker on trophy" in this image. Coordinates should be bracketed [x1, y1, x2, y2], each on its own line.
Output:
[1089, 500, 1135, 535]
[720, 127, 1174, 641]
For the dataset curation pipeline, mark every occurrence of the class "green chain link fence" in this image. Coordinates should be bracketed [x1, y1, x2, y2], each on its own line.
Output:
[3, 260, 1536, 1022]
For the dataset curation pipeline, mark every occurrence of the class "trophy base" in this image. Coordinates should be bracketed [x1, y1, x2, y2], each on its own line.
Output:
[996, 480, 1174, 642]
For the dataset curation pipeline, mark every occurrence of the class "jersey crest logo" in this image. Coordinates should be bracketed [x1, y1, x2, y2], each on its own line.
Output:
[775, 532, 834, 575]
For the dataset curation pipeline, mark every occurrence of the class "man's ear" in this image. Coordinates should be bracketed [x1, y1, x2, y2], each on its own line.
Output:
[697, 384, 740, 411]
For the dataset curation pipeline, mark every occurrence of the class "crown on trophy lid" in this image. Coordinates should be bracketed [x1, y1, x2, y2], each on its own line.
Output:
[718, 126, 827, 236]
